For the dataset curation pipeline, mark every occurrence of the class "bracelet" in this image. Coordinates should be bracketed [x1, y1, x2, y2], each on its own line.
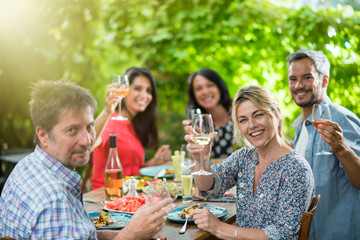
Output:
[235, 227, 237, 240]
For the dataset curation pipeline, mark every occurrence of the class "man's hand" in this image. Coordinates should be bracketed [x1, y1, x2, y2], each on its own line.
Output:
[317, 119, 346, 154]
[115, 198, 175, 240]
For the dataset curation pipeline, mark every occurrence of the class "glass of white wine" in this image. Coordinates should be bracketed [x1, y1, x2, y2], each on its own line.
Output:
[111, 74, 130, 121]
[191, 113, 214, 176]
[312, 103, 332, 155]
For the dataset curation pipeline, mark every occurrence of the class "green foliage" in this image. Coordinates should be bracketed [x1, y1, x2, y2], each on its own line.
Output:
[0, 0, 359, 155]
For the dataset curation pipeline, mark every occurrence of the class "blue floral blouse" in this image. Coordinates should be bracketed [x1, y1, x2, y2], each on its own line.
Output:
[201, 147, 314, 240]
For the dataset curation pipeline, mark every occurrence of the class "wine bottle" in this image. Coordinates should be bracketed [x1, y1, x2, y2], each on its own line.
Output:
[104, 134, 123, 201]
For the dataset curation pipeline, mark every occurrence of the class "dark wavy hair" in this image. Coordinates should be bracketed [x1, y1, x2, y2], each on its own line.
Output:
[122, 67, 158, 150]
[186, 68, 232, 116]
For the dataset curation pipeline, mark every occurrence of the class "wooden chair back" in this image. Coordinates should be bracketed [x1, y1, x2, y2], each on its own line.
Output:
[298, 194, 321, 240]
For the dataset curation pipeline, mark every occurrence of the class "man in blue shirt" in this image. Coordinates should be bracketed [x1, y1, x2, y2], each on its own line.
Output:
[0, 80, 174, 240]
[287, 49, 360, 240]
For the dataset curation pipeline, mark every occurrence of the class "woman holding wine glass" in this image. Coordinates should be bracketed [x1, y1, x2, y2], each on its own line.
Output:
[184, 68, 234, 159]
[185, 85, 314, 239]
[91, 67, 172, 190]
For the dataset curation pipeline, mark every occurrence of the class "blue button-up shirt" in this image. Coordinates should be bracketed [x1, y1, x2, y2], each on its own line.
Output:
[292, 97, 360, 240]
[0, 145, 97, 239]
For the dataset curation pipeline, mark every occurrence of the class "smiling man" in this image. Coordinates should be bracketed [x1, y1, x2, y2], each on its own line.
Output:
[287, 49, 360, 240]
[0, 80, 174, 240]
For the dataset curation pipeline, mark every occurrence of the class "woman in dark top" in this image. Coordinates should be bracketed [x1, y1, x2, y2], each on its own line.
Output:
[185, 68, 233, 159]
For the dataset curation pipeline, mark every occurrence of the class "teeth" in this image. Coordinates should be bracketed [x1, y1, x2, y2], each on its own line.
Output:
[297, 92, 306, 96]
[251, 131, 263, 137]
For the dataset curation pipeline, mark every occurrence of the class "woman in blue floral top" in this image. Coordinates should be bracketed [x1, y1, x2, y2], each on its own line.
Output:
[185, 85, 315, 240]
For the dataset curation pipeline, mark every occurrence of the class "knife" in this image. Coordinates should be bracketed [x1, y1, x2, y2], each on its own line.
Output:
[154, 168, 166, 179]
[83, 199, 109, 204]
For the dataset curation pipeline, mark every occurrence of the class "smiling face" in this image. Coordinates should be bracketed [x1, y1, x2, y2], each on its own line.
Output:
[236, 100, 278, 149]
[288, 58, 327, 108]
[192, 75, 221, 111]
[123, 75, 153, 117]
[37, 106, 95, 170]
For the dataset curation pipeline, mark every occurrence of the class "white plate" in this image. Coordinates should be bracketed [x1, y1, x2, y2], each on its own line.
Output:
[139, 165, 174, 178]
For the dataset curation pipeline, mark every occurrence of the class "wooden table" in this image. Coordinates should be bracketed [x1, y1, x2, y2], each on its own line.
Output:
[83, 188, 236, 240]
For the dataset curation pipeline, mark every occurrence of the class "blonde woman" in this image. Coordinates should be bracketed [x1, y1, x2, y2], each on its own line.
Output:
[185, 85, 314, 240]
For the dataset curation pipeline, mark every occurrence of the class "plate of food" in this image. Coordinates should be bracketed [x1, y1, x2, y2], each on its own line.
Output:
[123, 176, 158, 191]
[166, 205, 228, 223]
[139, 165, 174, 178]
[89, 211, 132, 229]
[103, 195, 146, 214]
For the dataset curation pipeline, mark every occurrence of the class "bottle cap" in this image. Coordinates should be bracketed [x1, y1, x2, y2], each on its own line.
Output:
[110, 134, 117, 148]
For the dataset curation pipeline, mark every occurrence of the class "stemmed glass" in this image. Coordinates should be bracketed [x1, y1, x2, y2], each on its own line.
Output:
[111, 74, 130, 120]
[191, 113, 214, 176]
[146, 181, 171, 240]
[312, 103, 332, 155]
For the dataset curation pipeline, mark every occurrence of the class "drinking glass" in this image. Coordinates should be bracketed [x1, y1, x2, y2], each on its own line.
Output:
[146, 181, 171, 240]
[180, 144, 195, 175]
[191, 114, 214, 175]
[111, 74, 130, 120]
[312, 103, 332, 155]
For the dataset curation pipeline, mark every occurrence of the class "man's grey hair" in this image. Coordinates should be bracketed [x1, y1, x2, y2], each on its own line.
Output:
[286, 49, 330, 77]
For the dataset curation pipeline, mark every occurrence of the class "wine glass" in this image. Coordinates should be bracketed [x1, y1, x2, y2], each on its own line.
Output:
[312, 103, 332, 155]
[180, 144, 195, 175]
[146, 181, 171, 240]
[111, 74, 130, 120]
[191, 114, 214, 175]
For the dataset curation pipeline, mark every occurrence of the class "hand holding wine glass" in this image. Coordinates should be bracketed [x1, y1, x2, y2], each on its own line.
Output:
[191, 113, 214, 176]
[312, 103, 332, 155]
[111, 74, 130, 120]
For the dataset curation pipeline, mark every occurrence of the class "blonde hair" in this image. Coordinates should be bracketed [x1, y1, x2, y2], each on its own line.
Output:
[231, 85, 284, 146]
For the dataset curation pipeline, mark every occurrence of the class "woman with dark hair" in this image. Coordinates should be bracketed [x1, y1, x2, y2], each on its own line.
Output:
[184, 68, 233, 159]
[91, 67, 171, 190]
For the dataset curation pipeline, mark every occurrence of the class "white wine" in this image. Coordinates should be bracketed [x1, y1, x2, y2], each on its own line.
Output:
[193, 136, 211, 145]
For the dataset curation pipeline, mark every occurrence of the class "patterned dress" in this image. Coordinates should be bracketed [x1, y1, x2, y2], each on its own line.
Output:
[211, 120, 234, 159]
[200, 147, 314, 240]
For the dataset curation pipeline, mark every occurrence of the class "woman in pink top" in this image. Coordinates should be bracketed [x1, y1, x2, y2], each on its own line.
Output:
[91, 67, 171, 190]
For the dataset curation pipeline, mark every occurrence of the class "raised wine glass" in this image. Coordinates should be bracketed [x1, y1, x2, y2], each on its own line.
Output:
[312, 103, 332, 155]
[191, 113, 214, 176]
[146, 181, 171, 240]
[111, 74, 130, 121]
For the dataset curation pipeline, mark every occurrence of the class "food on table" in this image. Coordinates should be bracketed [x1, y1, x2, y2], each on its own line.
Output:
[92, 212, 114, 228]
[106, 194, 146, 213]
[123, 176, 158, 189]
[179, 205, 206, 218]
[165, 169, 174, 175]
[168, 182, 180, 200]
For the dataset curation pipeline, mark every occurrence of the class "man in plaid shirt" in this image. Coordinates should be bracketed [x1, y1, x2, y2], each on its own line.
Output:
[0, 80, 174, 240]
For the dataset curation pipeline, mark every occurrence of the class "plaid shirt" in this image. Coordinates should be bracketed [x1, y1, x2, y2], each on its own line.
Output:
[0, 145, 97, 239]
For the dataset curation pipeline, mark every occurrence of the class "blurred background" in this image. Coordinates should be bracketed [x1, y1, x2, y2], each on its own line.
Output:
[0, 0, 359, 180]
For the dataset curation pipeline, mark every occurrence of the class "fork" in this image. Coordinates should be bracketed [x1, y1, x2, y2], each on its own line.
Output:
[179, 214, 189, 234]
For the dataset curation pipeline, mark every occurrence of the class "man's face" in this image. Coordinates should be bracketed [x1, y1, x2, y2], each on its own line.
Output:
[288, 58, 325, 108]
[39, 106, 95, 170]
